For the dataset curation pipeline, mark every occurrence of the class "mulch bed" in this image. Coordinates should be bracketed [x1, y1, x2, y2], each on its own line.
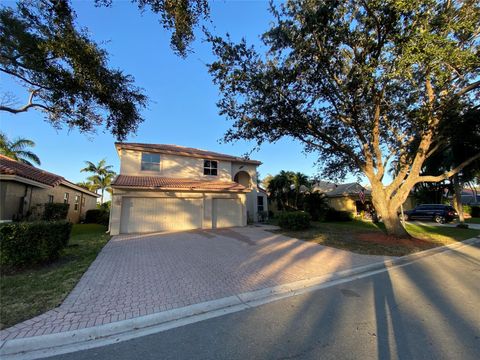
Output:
[356, 232, 438, 251]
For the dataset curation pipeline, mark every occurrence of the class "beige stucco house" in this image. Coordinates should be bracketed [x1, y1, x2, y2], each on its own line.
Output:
[313, 181, 415, 216]
[0, 155, 99, 223]
[109, 143, 267, 235]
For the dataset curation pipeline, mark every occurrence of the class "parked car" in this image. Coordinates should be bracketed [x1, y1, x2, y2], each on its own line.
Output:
[404, 204, 457, 223]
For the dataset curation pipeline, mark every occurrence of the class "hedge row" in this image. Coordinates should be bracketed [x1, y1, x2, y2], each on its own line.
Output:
[85, 209, 109, 225]
[324, 208, 354, 222]
[0, 221, 72, 268]
[43, 203, 69, 221]
[277, 211, 311, 230]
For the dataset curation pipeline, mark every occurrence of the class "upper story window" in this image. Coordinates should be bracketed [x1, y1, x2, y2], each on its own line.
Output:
[141, 152, 160, 171]
[48, 195, 54, 203]
[74, 195, 80, 211]
[64, 192, 69, 204]
[204, 160, 218, 176]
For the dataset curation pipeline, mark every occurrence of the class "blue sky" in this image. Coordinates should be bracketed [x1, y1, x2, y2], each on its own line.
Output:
[1, 0, 348, 184]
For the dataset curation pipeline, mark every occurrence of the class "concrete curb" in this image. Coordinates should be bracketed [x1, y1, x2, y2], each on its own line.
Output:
[1, 236, 479, 360]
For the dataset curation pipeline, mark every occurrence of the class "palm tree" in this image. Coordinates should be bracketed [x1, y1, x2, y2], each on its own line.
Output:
[291, 172, 310, 209]
[0, 132, 41, 166]
[87, 173, 115, 204]
[76, 181, 99, 193]
[268, 171, 311, 210]
[268, 171, 294, 210]
[81, 159, 116, 203]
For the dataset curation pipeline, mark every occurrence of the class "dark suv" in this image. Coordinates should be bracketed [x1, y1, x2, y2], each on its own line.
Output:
[404, 204, 457, 223]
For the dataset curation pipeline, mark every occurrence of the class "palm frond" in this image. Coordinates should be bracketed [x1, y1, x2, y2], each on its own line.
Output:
[17, 151, 41, 166]
[0, 133, 40, 165]
[11, 139, 36, 152]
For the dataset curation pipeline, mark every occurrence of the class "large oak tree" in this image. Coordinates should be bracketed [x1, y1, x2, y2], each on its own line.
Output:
[207, 0, 480, 237]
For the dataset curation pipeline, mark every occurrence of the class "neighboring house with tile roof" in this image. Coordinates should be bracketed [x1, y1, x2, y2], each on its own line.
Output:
[109, 143, 267, 235]
[0, 155, 100, 223]
[312, 181, 415, 216]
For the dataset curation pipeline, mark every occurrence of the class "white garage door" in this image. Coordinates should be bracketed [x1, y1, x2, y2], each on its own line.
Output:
[213, 198, 243, 228]
[120, 197, 203, 234]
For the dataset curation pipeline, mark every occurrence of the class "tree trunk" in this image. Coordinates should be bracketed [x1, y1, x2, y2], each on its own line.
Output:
[381, 208, 410, 238]
[370, 183, 411, 238]
[452, 175, 464, 223]
[101, 188, 104, 204]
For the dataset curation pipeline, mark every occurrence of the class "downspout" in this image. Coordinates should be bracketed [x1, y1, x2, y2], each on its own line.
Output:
[21, 184, 33, 219]
[106, 193, 113, 234]
[80, 193, 84, 223]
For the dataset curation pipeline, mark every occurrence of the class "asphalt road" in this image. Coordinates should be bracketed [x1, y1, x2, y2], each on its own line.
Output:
[47, 242, 480, 360]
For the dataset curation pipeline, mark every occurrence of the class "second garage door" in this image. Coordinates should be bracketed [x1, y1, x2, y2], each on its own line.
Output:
[212, 198, 243, 228]
[120, 197, 203, 234]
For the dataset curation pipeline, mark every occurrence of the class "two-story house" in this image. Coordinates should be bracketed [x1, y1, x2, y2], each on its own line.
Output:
[109, 143, 268, 235]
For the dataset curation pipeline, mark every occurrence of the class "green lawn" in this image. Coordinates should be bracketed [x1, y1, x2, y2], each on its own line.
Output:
[0, 224, 110, 330]
[466, 217, 480, 224]
[274, 220, 480, 257]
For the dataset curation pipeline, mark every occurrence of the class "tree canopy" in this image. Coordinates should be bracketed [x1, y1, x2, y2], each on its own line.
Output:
[0, 0, 148, 140]
[0, 0, 209, 140]
[420, 104, 480, 221]
[95, 0, 209, 57]
[207, 0, 480, 236]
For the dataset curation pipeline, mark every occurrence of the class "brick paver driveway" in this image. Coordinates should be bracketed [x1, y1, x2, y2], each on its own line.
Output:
[1, 226, 391, 340]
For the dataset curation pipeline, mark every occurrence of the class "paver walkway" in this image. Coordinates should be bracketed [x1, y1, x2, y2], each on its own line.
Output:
[0, 226, 392, 340]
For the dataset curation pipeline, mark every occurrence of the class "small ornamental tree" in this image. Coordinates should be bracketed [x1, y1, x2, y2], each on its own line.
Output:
[208, 0, 480, 237]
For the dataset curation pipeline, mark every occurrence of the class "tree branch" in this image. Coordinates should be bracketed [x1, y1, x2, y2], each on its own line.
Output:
[0, 90, 50, 114]
[0, 67, 51, 90]
[416, 152, 480, 183]
[454, 80, 480, 97]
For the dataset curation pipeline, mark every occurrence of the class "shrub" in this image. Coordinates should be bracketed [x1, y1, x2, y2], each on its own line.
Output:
[0, 221, 72, 268]
[303, 192, 329, 221]
[471, 206, 480, 218]
[97, 201, 111, 211]
[85, 209, 109, 225]
[462, 205, 472, 216]
[324, 208, 353, 222]
[277, 211, 311, 230]
[43, 203, 69, 221]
